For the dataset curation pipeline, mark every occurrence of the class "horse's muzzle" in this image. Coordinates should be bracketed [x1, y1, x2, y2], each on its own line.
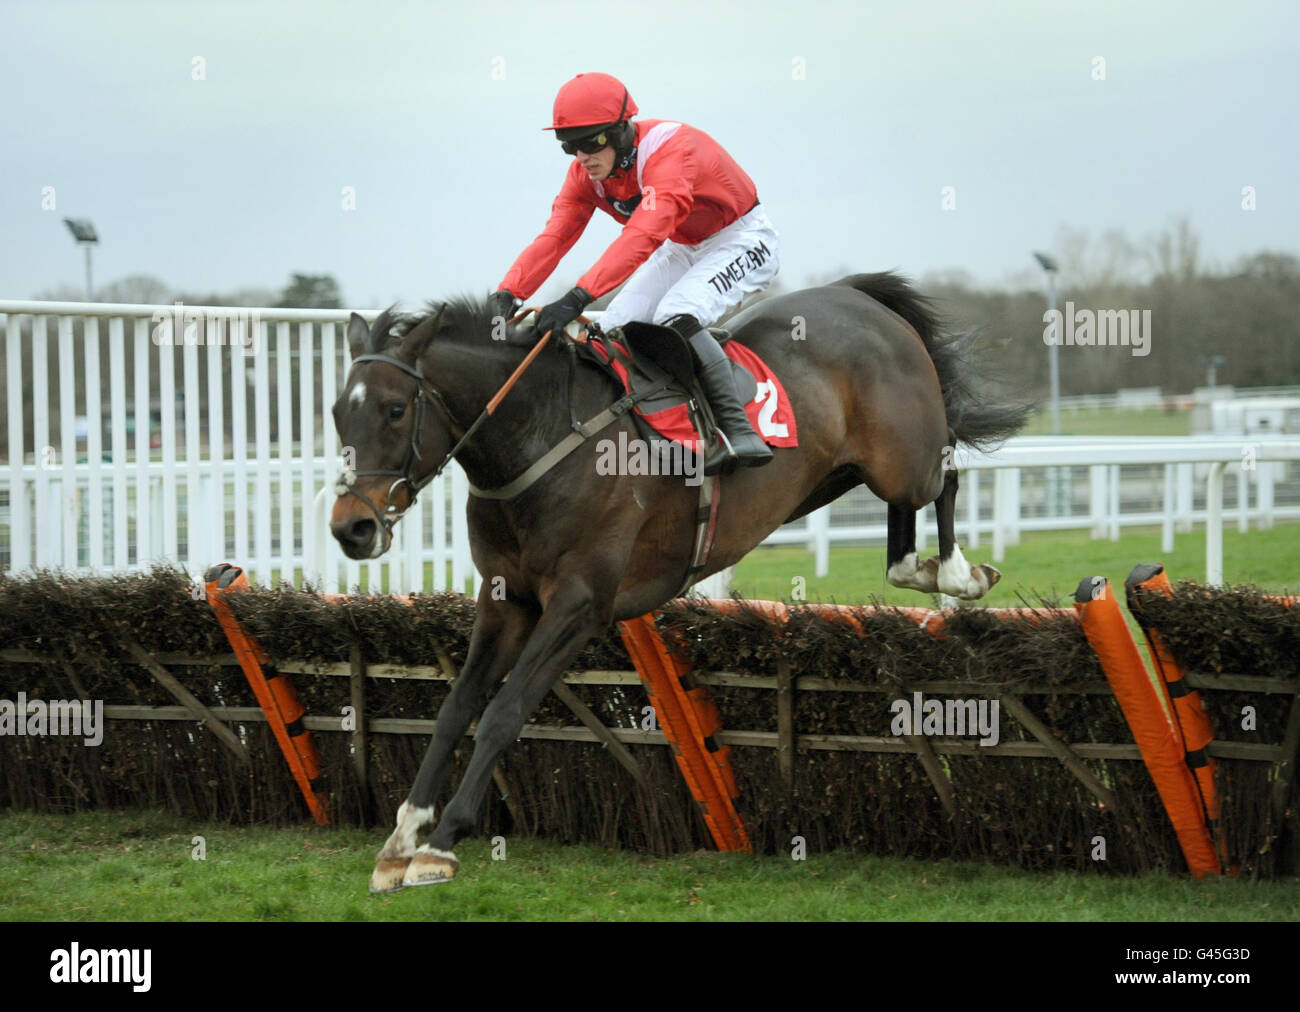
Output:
[330, 511, 389, 560]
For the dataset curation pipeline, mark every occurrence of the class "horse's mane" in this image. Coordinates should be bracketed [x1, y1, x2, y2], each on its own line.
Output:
[367, 295, 536, 353]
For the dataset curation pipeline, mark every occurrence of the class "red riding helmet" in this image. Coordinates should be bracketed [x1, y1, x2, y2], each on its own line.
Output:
[545, 72, 639, 136]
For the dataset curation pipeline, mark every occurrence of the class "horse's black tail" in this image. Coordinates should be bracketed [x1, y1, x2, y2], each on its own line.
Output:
[833, 272, 1035, 452]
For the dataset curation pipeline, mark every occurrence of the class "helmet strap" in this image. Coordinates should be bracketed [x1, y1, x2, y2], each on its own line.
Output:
[607, 89, 637, 176]
[614, 138, 637, 174]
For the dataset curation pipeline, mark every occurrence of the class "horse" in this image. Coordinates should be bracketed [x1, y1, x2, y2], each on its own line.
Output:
[329, 271, 1030, 891]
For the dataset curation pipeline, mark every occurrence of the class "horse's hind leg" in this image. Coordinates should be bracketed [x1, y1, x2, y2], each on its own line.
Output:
[933, 467, 1001, 600]
[370, 588, 538, 893]
[885, 502, 939, 593]
[885, 467, 999, 600]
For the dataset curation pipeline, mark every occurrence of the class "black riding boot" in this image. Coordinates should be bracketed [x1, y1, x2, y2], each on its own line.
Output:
[685, 329, 774, 475]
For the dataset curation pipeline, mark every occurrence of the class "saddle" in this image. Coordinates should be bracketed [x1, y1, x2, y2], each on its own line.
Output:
[570, 320, 728, 597]
[529, 320, 795, 597]
[577, 321, 756, 458]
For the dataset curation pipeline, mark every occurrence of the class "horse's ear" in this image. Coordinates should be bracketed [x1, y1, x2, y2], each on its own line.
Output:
[399, 304, 445, 364]
[347, 313, 371, 359]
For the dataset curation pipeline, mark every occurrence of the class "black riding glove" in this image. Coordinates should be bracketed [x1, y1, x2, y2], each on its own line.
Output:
[487, 289, 519, 323]
[533, 286, 592, 339]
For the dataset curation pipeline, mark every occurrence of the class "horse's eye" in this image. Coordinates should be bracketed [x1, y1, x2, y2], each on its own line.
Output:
[387, 404, 405, 420]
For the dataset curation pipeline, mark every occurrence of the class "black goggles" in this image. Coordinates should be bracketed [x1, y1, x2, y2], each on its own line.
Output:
[560, 130, 612, 156]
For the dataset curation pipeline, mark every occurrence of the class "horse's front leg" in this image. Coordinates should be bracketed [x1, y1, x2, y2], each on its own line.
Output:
[370, 587, 538, 893]
[401, 576, 608, 887]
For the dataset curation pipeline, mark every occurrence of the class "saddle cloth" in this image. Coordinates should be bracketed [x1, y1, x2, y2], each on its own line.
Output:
[582, 324, 799, 452]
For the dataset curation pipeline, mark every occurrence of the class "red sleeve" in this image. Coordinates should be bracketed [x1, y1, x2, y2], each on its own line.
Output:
[576, 137, 697, 299]
[499, 163, 597, 300]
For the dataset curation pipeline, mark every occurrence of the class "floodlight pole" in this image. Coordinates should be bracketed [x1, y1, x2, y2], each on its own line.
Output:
[1033, 252, 1061, 435]
[1045, 269, 1060, 435]
[1034, 252, 1065, 516]
[63, 217, 99, 302]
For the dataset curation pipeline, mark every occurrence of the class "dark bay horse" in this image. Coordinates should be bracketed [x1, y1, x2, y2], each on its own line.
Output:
[329, 272, 1029, 891]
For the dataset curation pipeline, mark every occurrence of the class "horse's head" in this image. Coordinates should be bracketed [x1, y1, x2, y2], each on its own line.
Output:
[330, 305, 452, 559]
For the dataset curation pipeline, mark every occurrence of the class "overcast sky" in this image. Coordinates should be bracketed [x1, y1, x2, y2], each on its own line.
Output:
[2, 0, 1297, 307]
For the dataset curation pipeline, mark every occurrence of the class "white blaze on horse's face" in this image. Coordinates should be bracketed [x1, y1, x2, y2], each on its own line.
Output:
[329, 373, 404, 561]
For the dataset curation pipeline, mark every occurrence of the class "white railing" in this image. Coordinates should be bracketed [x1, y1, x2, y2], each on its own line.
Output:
[1049, 385, 1300, 412]
[779, 435, 1300, 585]
[0, 299, 475, 594]
[4, 300, 1298, 591]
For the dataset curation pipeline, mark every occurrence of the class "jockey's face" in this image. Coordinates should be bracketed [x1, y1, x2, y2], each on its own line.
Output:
[577, 145, 616, 181]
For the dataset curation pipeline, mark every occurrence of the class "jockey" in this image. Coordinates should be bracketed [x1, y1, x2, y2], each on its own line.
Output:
[488, 72, 778, 475]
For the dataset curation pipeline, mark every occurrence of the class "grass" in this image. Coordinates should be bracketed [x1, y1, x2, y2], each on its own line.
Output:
[2, 810, 1296, 922]
[730, 521, 1299, 608]
[1019, 407, 1192, 437]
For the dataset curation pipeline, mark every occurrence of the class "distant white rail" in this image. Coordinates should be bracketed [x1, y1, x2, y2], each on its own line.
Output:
[780, 436, 1300, 585]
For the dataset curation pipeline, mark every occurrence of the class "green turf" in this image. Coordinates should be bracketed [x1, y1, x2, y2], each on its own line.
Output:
[730, 521, 1299, 608]
[1020, 407, 1192, 437]
[1, 810, 1296, 921]
[275, 520, 1295, 601]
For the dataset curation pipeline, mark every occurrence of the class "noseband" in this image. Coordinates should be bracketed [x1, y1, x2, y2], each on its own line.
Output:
[334, 353, 465, 536]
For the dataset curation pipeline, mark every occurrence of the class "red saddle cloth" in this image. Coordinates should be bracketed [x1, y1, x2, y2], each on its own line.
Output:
[588, 335, 799, 452]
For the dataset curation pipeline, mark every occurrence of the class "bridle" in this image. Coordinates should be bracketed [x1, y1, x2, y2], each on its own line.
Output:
[334, 307, 597, 539]
[334, 351, 469, 537]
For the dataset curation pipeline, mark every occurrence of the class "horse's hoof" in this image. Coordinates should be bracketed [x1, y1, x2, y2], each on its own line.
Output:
[402, 846, 459, 887]
[369, 857, 412, 894]
[950, 564, 1001, 600]
[887, 552, 939, 593]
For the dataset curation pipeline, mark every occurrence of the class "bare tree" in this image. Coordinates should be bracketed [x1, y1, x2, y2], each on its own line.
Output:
[1053, 226, 1142, 288]
[96, 274, 172, 305]
[1145, 218, 1200, 283]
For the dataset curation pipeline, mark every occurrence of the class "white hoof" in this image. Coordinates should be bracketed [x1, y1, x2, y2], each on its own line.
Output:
[369, 800, 437, 893]
[403, 845, 459, 887]
[937, 545, 1000, 600]
[370, 857, 412, 894]
[887, 552, 939, 593]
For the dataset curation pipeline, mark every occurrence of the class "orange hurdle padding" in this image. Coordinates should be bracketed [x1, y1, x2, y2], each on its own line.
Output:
[205, 564, 330, 826]
[692, 599, 940, 628]
[1125, 564, 1225, 867]
[619, 614, 751, 853]
[1074, 576, 1219, 877]
[687, 599, 1076, 639]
